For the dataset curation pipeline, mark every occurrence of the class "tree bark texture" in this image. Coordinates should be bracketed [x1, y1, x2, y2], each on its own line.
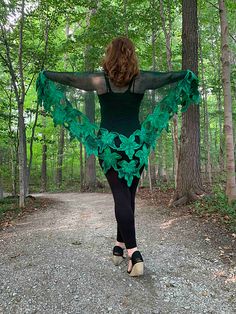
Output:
[218, 0, 236, 203]
[56, 127, 65, 188]
[159, 0, 178, 186]
[171, 0, 205, 206]
[41, 113, 47, 192]
[84, 91, 96, 190]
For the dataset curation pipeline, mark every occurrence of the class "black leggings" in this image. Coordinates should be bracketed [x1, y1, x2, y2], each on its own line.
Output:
[98, 158, 144, 249]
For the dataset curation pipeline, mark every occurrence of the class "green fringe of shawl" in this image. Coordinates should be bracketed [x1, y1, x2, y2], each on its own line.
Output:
[36, 69, 201, 186]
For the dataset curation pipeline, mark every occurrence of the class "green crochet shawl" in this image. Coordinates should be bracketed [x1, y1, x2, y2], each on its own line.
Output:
[36, 70, 200, 186]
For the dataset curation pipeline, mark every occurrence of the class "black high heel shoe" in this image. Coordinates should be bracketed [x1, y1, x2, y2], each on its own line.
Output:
[112, 246, 125, 266]
[127, 250, 144, 276]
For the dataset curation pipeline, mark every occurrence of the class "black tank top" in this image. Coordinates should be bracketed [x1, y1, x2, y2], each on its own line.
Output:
[97, 73, 144, 137]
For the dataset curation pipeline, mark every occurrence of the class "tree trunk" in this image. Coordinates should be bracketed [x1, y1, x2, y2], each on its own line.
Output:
[7, 87, 17, 196]
[170, 0, 206, 207]
[56, 127, 65, 188]
[84, 91, 96, 190]
[159, 0, 176, 186]
[82, 8, 97, 191]
[11, 145, 17, 196]
[157, 136, 163, 183]
[55, 20, 72, 189]
[41, 138, 47, 192]
[148, 23, 157, 189]
[80, 141, 84, 189]
[217, 76, 225, 172]
[218, 0, 236, 204]
[17, 103, 27, 204]
[159, 0, 172, 71]
[27, 102, 39, 194]
[0, 152, 3, 199]
[140, 168, 145, 188]
[0, 187, 3, 199]
[199, 28, 212, 185]
[1, 1, 27, 206]
[17, 0, 28, 203]
[148, 155, 153, 191]
[41, 113, 47, 192]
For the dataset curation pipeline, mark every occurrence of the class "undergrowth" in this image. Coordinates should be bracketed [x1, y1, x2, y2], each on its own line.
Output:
[0, 196, 20, 220]
[194, 184, 236, 232]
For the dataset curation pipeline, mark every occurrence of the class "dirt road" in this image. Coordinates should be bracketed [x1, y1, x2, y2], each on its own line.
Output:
[0, 192, 235, 313]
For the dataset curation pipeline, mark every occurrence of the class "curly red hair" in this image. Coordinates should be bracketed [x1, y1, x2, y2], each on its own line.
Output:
[102, 37, 139, 87]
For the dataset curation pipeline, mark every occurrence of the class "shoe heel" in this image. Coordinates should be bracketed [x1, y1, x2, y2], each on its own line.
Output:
[112, 255, 124, 266]
[129, 261, 144, 276]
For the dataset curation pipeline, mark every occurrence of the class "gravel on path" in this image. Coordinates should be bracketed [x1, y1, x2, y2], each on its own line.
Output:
[0, 192, 235, 314]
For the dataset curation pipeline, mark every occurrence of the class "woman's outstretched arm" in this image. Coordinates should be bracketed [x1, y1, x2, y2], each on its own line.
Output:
[43, 71, 104, 92]
[138, 70, 188, 91]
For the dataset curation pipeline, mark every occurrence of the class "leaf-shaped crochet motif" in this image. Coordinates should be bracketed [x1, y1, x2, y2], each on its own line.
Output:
[151, 110, 170, 130]
[80, 120, 99, 138]
[97, 128, 117, 152]
[99, 147, 122, 172]
[67, 120, 83, 140]
[117, 160, 140, 187]
[134, 144, 150, 169]
[118, 133, 141, 159]
[84, 135, 99, 157]
[139, 127, 158, 150]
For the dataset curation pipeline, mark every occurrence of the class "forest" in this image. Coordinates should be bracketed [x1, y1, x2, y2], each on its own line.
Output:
[0, 0, 235, 227]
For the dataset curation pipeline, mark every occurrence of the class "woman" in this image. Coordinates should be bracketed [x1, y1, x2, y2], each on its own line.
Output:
[37, 36, 200, 277]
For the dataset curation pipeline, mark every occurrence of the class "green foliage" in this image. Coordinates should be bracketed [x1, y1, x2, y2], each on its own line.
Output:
[157, 180, 175, 192]
[0, 0, 235, 210]
[194, 184, 236, 232]
[0, 196, 21, 220]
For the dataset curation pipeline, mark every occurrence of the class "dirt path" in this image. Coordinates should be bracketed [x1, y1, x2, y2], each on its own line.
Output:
[0, 192, 235, 314]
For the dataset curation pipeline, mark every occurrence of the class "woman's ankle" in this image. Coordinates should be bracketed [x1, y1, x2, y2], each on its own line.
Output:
[116, 241, 125, 249]
[127, 247, 138, 257]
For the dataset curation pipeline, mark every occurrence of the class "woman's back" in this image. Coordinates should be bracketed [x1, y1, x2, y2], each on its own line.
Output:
[98, 73, 144, 136]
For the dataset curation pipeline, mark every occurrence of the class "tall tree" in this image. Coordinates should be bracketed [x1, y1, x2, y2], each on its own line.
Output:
[218, 0, 236, 204]
[199, 27, 212, 185]
[170, 0, 206, 206]
[159, 0, 177, 185]
[41, 113, 47, 192]
[0, 150, 3, 199]
[148, 14, 158, 190]
[84, 91, 97, 190]
[83, 6, 98, 191]
[0, 0, 28, 207]
[56, 21, 71, 188]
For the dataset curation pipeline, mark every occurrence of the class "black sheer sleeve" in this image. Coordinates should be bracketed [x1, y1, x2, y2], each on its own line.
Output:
[43, 71, 105, 92]
[134, 70, 188, 93]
